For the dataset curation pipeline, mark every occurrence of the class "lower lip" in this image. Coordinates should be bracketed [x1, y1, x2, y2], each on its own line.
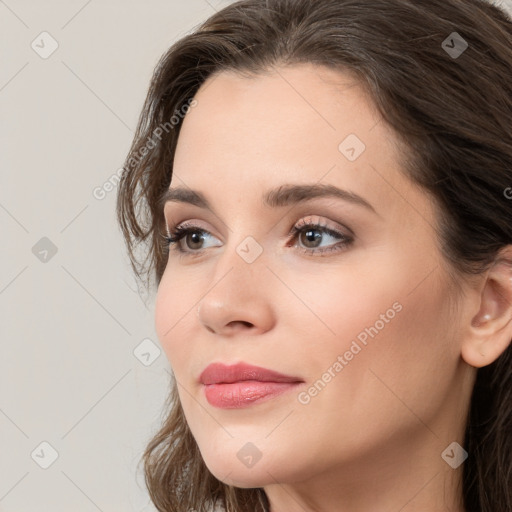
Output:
[203, 381, 301, 409]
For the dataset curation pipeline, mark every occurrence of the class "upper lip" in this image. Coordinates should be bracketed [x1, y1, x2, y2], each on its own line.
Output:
[199, 362, 303, 385]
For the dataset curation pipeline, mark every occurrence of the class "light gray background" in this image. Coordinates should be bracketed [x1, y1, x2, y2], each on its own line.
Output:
[1, 0, 511, 511]
[0, 1, 235, 511]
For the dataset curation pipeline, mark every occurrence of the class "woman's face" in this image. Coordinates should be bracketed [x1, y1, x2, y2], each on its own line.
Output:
[155, 64, 472, 493]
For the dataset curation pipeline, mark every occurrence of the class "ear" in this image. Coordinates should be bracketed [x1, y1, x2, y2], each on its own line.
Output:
[461, 246, 512, 368]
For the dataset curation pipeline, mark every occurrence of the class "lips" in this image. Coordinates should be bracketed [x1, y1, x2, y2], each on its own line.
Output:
[199, 362, 304, 409]
[199, 362, 303, 385]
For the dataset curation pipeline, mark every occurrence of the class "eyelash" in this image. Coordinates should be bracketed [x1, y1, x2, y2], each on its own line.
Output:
[162, 218, 354, 258]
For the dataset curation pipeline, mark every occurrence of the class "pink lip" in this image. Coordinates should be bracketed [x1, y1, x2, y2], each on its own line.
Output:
[199, 362, 304, 409]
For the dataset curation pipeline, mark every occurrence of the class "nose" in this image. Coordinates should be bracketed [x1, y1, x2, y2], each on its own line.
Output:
[196, 255, 276, 337]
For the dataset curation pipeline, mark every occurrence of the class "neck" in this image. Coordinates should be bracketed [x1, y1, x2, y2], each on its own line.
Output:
[265, 433, 466, 512]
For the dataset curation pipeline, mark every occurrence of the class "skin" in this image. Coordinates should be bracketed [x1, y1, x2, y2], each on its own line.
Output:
[154, 63, 512, 512]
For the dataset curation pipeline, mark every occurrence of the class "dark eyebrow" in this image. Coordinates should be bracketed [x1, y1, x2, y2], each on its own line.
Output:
[159, 183, 377, 214]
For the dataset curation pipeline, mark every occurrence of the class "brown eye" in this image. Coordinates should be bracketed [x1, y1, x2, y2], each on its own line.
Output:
[290, 221, 354, 256]
[299, 228, 323, 248]
[166, 224, 222, 255]
[184, 231, 206, 250]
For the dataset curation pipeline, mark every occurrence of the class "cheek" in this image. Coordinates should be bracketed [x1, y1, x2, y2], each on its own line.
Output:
[283, 261, 405, 362]
[290, 253, 455, 385]
[299, 265, 458, 431]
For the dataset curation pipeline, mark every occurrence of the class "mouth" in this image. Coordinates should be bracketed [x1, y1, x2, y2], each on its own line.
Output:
[199, 362, 304, 409]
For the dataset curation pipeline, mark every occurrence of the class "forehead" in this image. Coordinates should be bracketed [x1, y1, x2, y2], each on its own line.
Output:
[180, 64, 378, 148]
[170, 64, 432, 228]
[175, 65, 387, 174]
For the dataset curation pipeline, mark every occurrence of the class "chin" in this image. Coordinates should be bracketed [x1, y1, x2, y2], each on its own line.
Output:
[197, 441, 274, 486]
[201, 441, 312, 490]
[217, 468, 283, 489]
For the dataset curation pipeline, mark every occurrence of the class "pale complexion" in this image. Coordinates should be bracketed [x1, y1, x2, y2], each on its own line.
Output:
[154, 63, 512, 512]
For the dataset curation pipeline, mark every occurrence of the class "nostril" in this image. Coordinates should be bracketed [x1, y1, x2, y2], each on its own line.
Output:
[229, 320, 253, 328]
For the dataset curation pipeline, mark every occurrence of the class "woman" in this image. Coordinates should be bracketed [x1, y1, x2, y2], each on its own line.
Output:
[116, 0, 512, 510]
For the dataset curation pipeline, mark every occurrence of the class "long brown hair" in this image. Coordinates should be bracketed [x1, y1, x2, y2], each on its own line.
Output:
[116, 1, 512, 510]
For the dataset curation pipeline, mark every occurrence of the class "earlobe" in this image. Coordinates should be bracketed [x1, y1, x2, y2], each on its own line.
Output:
[461, 247, 512, 369]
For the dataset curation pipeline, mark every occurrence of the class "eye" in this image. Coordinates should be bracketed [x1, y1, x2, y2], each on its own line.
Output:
[164, 221, 221, 255]
[288, 217, 353, 255]
[164, 217, 354, 257]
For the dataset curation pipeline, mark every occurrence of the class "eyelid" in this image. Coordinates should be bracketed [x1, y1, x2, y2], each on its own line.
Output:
[166, 214, 350, 236]
[291, 215, 353, 237]
[165, 218, 220, 239]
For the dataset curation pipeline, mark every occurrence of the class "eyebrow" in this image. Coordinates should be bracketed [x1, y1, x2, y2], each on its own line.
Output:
[159, 183, 377, 214]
